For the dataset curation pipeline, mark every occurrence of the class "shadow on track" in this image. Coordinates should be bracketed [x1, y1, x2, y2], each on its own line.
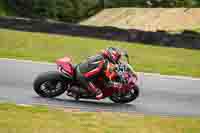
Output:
[32, 96, 137, 112]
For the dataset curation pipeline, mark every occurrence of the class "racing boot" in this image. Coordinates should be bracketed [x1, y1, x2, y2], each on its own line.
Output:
[95, 89, 103, 100]
[88, 82, 103, 100]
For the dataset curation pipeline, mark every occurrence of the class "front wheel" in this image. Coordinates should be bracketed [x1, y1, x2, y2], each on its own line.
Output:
[33, 71, 68, 98]
[109, 85, 140, 104]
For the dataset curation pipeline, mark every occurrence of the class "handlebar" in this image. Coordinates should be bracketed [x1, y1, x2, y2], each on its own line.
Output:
[114, 63, 129, 84]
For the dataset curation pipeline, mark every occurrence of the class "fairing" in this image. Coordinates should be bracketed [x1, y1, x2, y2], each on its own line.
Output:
[56, 57, 74, 77]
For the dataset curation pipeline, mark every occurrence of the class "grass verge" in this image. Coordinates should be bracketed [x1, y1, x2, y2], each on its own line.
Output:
[0, 103, 200, 133]
[0, 28, 200, 77]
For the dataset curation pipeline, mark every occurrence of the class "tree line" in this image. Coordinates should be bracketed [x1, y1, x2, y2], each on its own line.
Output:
[8, 0, 200, 23]
[104, 0, 200, 7]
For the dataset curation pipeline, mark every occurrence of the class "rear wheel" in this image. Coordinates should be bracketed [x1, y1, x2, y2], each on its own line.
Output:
[33, 71, 68, 98]
[109, 85, 140, 104]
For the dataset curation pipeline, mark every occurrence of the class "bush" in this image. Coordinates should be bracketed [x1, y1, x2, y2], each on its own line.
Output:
[104, 0, 196, 7]
[8, 0, 102, 22]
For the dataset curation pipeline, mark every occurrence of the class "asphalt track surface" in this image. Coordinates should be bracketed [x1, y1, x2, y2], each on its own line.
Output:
[0, 59, 200, 116]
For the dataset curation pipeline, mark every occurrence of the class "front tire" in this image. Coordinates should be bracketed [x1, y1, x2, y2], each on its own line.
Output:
[109, 85, 140, 104]
[33, 71, 67, 98]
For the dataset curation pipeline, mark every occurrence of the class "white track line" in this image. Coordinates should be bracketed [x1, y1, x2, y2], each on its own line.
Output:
[0, 58, 200, 81]
[17, 104, 33, 107]
[0, 58, 54, 65]
[141, 72, 200, 81]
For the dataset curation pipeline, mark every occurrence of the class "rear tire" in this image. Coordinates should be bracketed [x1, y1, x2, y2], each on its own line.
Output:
[33, 71, 67, 98]
[109, 85, 140, 104]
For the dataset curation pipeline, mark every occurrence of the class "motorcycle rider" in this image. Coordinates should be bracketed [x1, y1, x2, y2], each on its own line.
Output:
[76, 47, 123, 100]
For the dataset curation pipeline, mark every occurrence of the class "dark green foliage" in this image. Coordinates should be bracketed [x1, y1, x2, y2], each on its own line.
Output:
[9, 0, 101, 22]
[193, 0, 200, 6]
[104, 0, 196, 7]
[0, 0, 15, 16]
[143, 0, 195, 7]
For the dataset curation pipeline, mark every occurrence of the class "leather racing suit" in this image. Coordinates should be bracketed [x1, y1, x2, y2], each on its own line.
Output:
[76, 54, 122, 99]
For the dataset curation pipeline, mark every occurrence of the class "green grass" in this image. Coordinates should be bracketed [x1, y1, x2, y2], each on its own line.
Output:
[0, 103, 200, 133]
[0, 0, 15, 16]
[0, 28, 200, 77]
[175, 27, 200, 33]
[193, 27, 200, 33]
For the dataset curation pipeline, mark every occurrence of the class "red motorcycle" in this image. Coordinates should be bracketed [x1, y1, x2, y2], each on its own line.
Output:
[33, 51, 139, 104]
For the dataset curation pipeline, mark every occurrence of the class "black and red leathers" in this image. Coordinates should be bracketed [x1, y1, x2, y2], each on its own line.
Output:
[76, 54, 122, 99]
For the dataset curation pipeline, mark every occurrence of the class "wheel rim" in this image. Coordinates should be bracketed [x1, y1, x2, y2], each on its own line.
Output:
[125, 88, 136, 98]
[125, 87, 138, 98]
[40, 80, 64, 95]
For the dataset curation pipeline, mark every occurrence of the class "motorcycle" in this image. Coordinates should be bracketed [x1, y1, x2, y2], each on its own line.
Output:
[33, 51, 139, 104]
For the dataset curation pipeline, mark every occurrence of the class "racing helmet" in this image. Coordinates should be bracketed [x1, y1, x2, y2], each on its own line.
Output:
[102, 47, 121, 64]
